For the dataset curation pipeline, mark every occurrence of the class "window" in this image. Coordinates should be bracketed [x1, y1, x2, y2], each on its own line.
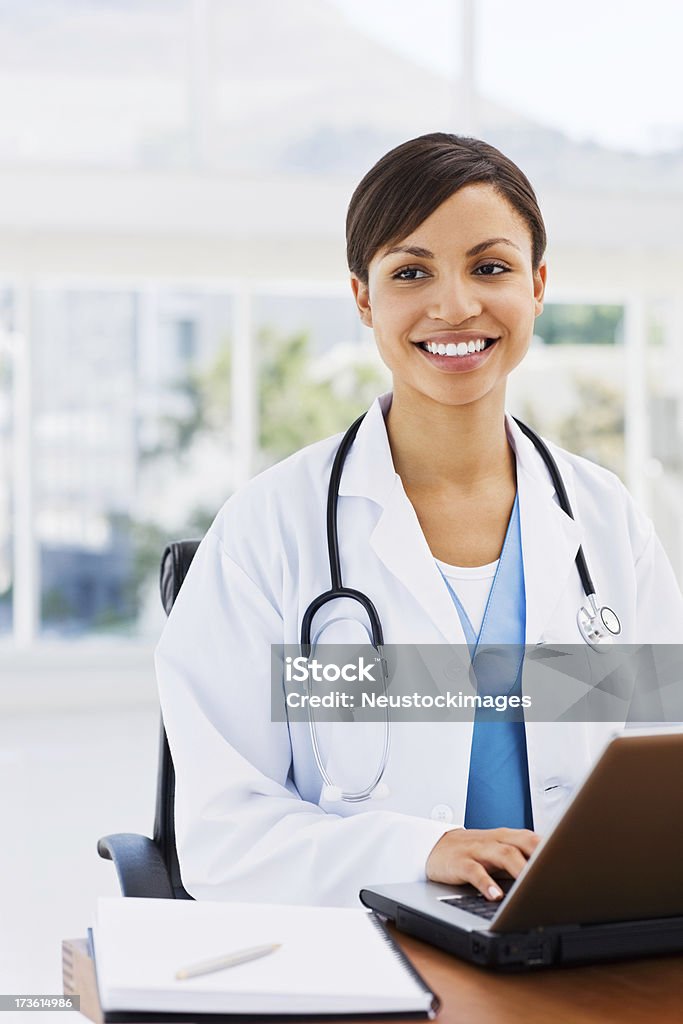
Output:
[253, 292, 387, 467]
[27, 285, 237, 639]
[535, 304, 623, 346]
[0, 286, 15, 636]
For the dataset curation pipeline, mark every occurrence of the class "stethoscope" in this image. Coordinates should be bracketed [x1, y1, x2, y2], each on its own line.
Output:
[299, 412, 622, 803]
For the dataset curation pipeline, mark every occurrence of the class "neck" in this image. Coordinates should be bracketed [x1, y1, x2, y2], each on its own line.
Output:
[385, 384, 515, 493]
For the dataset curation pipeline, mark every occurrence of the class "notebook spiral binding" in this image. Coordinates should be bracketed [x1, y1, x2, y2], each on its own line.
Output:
[368, 913, 441, 1020]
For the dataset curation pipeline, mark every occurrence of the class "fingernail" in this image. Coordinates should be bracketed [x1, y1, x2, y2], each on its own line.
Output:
[488, 885, 502, 900]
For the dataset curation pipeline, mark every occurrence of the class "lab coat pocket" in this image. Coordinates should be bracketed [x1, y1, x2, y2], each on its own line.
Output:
[542, 779, 574, 829]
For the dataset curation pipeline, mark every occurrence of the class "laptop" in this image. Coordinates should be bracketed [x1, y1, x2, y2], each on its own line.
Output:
[360, 729, 683, 969]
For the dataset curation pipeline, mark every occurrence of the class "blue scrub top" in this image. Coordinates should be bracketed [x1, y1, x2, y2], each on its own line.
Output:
[439, 494, 534, 830]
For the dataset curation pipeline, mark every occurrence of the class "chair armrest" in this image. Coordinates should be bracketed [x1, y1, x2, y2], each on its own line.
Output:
[97, 833, 175, 899]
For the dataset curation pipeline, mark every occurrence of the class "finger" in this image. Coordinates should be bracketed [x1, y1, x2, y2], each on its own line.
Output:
[461, 859, 505, 901]
[493, 828, 542, 859]
[483, 843, 529, 879]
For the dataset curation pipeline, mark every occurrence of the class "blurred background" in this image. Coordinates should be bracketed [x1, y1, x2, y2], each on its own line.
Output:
[1, 0, 683, 1007]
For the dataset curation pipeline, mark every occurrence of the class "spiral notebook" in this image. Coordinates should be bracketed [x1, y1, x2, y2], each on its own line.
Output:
[92, 897, 439, 1021]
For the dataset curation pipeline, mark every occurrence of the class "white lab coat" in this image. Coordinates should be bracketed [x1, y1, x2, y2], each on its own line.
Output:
[156, 393, 683, 906]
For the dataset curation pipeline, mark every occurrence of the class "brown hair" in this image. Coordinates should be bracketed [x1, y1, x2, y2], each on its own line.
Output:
[346, 132, 546, 284]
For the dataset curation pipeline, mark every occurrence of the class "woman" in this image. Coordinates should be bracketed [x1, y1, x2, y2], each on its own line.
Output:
[156, 133, 683, 907]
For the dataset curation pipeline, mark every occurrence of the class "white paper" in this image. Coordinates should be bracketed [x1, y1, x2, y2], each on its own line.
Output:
[93, 897, 432, 1015]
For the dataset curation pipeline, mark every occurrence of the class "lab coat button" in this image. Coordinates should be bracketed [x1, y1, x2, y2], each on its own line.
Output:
[430, 803, 454, 823]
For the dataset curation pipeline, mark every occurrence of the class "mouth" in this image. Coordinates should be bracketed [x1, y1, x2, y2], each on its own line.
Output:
[412, 336, 500, 374]
[415, 337, 499, 357]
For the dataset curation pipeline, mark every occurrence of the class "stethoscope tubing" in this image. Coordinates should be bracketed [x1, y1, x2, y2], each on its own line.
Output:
[512, 417, 596, 598]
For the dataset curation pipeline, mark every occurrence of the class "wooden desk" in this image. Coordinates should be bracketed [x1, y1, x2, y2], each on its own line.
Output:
[63, 929, 683, 1024]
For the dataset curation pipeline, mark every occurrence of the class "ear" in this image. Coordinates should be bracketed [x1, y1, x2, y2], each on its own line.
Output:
[350, 274, 373, 328]
[533, 261, 547, 317]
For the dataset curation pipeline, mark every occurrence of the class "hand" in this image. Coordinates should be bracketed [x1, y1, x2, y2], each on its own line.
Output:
[426, 827, 541, 900]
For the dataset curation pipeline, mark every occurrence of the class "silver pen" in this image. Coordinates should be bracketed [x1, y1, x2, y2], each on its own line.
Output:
[175, 942, 282, 980]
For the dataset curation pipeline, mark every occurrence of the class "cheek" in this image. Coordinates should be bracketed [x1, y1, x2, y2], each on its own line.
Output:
[373, 324, 399, 365]
[369, 292, 405, 339]
[492, 288, 537, 331]
[373, 288, 423, 335]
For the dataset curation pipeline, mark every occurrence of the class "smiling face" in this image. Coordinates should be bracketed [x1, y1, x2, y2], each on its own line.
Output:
[350, 183, 547, 414]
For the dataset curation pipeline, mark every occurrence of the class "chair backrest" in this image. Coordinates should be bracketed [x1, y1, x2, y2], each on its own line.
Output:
[154, 539, 201, 899]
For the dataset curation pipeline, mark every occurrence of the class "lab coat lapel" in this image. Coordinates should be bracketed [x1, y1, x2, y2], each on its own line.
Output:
[370, 475, 468, 644]
[338, 395, 467, 644]
[507, 416, 583, 644]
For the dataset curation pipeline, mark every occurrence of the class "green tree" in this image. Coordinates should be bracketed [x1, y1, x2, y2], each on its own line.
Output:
[535, 304, 623, 346]
[141, 343, 232, 461]
[258, 327, 386, 463]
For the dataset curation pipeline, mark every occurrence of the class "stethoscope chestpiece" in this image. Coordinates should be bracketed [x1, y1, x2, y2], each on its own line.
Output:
[577, 594, 622, 650]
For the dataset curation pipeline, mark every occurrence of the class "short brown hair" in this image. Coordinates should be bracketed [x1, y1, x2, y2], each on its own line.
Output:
[346, 132, 546, 284]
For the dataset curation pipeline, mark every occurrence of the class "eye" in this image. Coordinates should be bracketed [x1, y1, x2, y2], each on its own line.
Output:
[392, 266, 429, 281]
[474, 261, 509, 276]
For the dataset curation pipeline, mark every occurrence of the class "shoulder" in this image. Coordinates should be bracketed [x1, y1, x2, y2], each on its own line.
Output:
[546, 438, 624, 494]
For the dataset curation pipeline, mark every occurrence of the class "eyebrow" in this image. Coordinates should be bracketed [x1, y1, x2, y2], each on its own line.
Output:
[383, 237, 522, 260]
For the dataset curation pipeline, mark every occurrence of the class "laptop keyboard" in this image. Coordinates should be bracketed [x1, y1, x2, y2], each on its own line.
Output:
[441, 881, 513, 920]
[441, 894, 501, 920]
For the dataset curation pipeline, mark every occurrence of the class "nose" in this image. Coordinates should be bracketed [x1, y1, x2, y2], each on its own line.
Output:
[428, 277, 483, 325]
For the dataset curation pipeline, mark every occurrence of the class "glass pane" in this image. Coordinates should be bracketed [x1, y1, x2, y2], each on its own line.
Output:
[535, 304, 623, 346]
[253, 294, 388, 465]
[644, 299, 683, 578]
[33, 286, 235, 639]
[253, 294, 367, 356]
[509, 303, 626, 476]
[136, 289, 235, 575]
[34, 289, 138, 637]
[0, 286, 15, 636]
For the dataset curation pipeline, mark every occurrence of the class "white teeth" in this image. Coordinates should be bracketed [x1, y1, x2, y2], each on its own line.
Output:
[423, 338, 491, 356]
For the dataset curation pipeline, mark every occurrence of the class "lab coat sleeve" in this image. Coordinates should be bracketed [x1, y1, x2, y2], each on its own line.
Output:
[155, 528, 455, 907]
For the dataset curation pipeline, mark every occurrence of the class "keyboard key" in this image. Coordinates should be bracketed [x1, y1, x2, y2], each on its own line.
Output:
[442, 895, 502, 919]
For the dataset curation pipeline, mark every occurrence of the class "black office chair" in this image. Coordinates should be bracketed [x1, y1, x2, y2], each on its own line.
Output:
[97, 540, 201, 899]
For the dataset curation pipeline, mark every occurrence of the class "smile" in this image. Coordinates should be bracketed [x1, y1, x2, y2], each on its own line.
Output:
[417, 338, 497, 357]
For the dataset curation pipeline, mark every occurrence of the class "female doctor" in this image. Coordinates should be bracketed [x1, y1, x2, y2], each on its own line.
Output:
[156, 133, 683, 908]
